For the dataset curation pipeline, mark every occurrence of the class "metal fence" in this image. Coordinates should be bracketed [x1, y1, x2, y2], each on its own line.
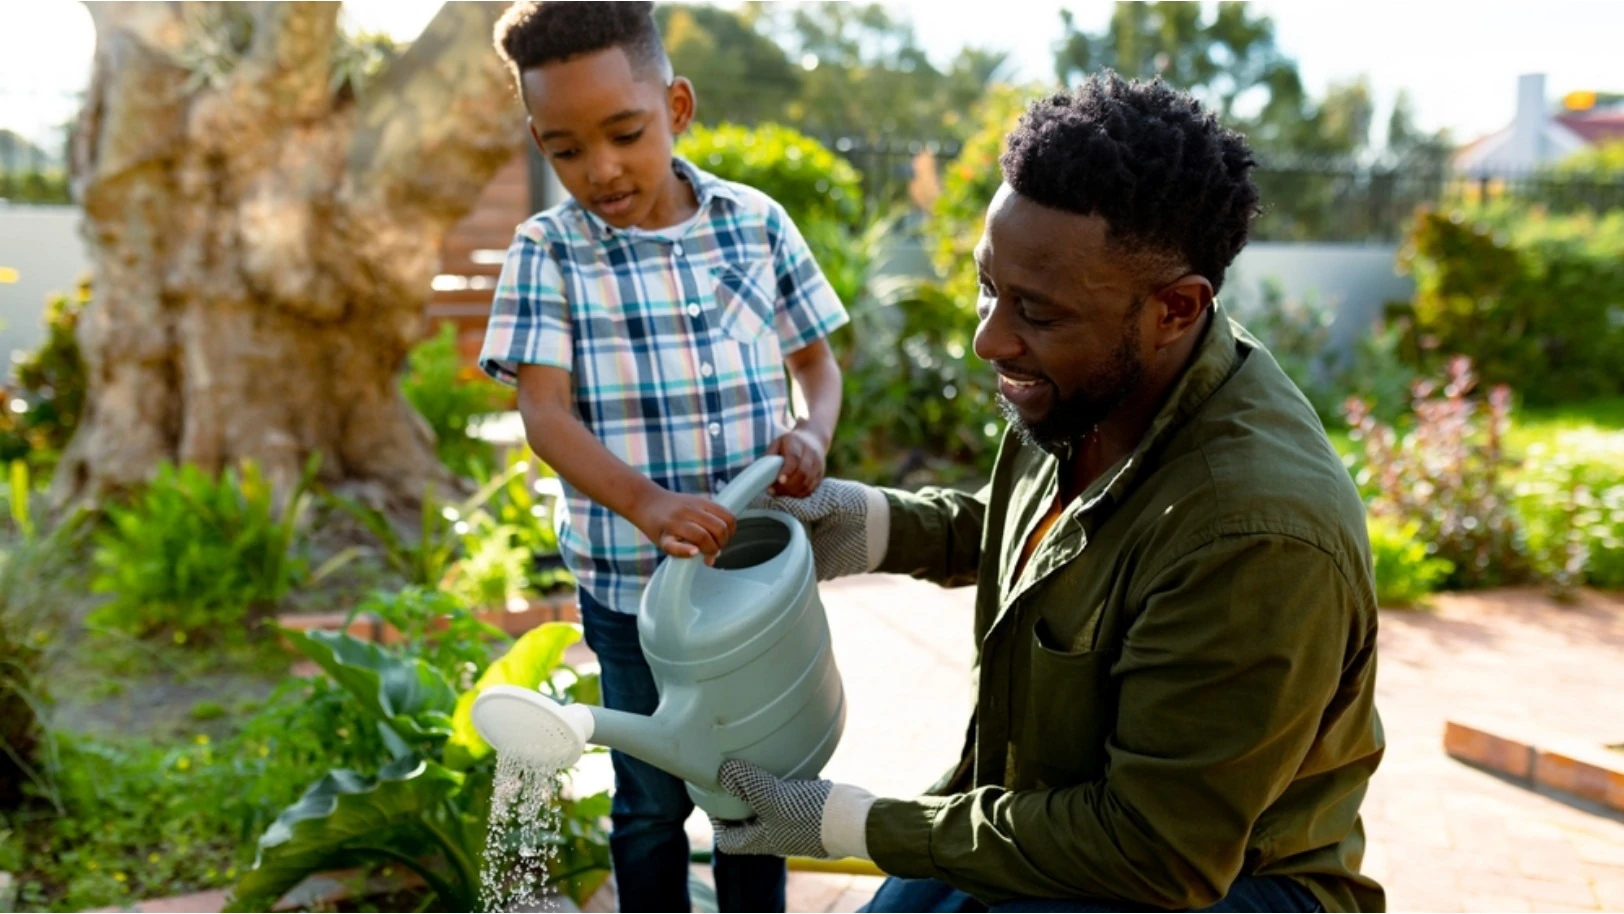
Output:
[1249, 162, 1624, 243]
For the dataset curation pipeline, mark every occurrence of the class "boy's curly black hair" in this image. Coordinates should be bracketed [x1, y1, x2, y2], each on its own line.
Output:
[1000, 72, 1260, 292]
[494, 1, 671, 86]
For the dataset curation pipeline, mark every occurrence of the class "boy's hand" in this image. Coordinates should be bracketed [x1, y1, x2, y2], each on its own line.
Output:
[634, 490, 736, 558]
[766, 420, 828, 497]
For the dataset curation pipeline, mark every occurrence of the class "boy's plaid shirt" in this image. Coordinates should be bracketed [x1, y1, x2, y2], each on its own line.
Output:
[480, 158, 848, 613]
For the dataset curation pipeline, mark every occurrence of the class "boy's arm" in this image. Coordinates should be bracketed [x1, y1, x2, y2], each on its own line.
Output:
[516, 365, 735, 557]
[772, 339, 842, 495]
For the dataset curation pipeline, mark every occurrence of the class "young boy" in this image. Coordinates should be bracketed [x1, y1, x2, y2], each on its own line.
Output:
[482, 3, 847, 911]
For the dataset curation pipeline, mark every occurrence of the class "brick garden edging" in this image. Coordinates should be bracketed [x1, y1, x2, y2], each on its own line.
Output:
[1444, 719, 1624, 812]
[277, 592, 579, 647]
[85, 867, 423, 914]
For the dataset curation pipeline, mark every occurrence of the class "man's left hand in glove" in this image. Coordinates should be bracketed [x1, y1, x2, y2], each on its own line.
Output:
[709, 759, 879, 861]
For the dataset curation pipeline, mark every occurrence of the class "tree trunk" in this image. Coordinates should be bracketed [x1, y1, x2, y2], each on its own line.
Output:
[55, 1, 522, 507]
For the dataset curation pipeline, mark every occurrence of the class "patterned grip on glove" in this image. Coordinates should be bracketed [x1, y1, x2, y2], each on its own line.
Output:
[712, 759, 832, 859]
[764, 479, 881, 581]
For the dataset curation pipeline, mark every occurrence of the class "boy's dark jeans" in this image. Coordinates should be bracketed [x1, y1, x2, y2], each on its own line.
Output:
[579, 589, 787, 912]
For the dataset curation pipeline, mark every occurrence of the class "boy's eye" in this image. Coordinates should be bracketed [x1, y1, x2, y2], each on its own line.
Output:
[613, 130, 644, 146]
[550, 148, 580, 161]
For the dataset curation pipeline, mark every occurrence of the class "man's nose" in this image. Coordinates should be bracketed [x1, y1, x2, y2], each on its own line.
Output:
[973, 297, 1022, 363]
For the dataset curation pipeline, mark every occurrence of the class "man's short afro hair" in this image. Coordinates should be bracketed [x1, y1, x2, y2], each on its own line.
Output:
[1000, 72, 1260, 292]
[494, 1, 670, 84]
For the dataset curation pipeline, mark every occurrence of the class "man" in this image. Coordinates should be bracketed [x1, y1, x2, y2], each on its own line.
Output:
[712, 73, 1386, 913]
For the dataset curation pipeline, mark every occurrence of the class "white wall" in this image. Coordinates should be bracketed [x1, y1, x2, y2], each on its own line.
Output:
[1223, 242, 1413, 355]
[0, 204, 88, 360]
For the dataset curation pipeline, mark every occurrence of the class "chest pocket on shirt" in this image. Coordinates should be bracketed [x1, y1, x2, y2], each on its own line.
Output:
[711, 262, 777, 345]
[1019, 615, 1114, 788]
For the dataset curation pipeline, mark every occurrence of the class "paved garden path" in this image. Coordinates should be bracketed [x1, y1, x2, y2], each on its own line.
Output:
[578, 577, 1624, 912]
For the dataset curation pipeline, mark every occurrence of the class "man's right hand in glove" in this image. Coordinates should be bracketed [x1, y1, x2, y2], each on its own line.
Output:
[762, 478, 890, 581]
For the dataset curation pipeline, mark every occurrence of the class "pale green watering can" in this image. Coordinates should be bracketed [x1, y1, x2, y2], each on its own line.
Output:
[470, 455, 846, 820]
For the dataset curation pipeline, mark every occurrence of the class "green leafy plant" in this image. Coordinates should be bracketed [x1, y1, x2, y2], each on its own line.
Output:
[89, 456, 320, 640]
[677, 122, 864, 229]
[1344, 357, 1531, 590]
[475, 451, 573, 596]
[331, 458, 561, 606]
[0, 168, 71, 205]
[443, 513, 532, 612]
[0, 514, 78, 810]
[349, 587, 505, 689]
[401, 322, 510, 478]
[230, 623, 609, 912]
[1398, 204, 1624, 405]
[1367, 516, 1454, 608]
[1514, 429, 1624, 594]
[1239, 280, 1343, 424]
[3, 673, 389, 912]
[0, 278, 90, 476]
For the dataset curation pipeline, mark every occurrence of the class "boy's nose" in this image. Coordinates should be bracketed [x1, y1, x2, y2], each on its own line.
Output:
[586, 150, 624, 186]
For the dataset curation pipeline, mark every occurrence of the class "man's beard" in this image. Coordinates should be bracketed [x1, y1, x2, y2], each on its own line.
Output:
[999, 329, 1145, 456]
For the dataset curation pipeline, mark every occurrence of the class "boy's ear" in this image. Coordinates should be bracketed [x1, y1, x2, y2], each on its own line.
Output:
[667, 76, 696, 135]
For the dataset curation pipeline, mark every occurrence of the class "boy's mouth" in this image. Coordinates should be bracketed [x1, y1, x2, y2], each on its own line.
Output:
[594, 190, 637, 218]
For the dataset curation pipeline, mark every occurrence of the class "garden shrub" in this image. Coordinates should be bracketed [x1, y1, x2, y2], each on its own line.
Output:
[676, 122, 863, 229]
[230, 621, 609, 912]
[830, 87, 1038, 486]
[89, 457, 318, 641]
[1515, 429, 1624, 593]
[400, 322, 508, 478]
[1398, 204, 1624, 406]
[328, 455, 562, 605]
[0, 278, 90, 477]
[1344, 357, 1532, 590]
[0, 513, 77, 809]
[1239, 282, 1418, 428]
[1, 674, 388, 912]
[1366, 515, 1454, 608]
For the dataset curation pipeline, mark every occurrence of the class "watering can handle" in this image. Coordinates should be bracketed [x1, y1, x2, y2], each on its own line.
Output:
[655, 455, 784, 609]
[712, 454, 784, 516]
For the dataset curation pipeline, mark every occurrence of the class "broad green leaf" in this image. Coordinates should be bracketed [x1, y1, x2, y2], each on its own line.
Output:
[227, 756, 467, 912]
[446, 623, 581, 768]
[286, 629, 456, 742]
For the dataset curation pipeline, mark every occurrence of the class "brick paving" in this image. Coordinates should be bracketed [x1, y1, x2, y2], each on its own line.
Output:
[576, 577, 1624, 912]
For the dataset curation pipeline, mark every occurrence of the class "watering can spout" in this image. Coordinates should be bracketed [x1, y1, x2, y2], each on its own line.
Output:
[470, 687, 719, 788]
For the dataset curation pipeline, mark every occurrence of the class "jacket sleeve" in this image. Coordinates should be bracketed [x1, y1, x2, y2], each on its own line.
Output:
[875, 483, 990, 588]
[865, 533, 1369, 907]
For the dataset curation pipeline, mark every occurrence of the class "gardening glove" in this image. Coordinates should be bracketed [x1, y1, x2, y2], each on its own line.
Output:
[760, 478, 890, 580]
[710, 759, 878, 861]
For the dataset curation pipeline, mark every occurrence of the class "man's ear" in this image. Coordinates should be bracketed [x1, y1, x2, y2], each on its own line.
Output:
[1149, 274, 1214, 349]
[668, 76, 696, 135]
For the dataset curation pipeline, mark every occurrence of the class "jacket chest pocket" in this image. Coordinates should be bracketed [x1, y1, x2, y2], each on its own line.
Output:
[1018, 617, 1114, 787]
[711, 262, 776, 345]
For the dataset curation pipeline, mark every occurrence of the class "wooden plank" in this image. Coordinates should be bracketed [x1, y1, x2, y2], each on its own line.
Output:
[428, 288, 500, 306]
[436, 258, 503, 277]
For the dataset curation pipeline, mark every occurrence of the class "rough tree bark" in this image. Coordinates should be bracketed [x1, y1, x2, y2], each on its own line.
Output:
[56, 1, 522, 507]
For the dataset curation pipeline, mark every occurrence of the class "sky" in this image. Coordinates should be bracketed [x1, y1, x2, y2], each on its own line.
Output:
[4, 0, 1624, 155]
